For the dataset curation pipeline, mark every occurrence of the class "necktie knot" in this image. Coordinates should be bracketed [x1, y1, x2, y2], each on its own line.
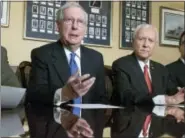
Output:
[70, 52, 76, 59]
[144, 65, 148, 70]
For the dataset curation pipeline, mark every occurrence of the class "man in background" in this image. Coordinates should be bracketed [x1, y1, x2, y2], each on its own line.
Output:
[166, 31, 185, 87]
[111, 24, 184, 106]
[1, 46, 21, 87]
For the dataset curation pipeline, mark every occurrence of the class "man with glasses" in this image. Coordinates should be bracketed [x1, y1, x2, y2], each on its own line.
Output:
[27, 2, 107, 110]
[166, 31, 185, 88]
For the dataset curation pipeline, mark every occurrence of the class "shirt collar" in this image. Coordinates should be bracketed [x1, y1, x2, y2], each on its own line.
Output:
[137, 58, 150, 70]
[63, 46, 81, 59]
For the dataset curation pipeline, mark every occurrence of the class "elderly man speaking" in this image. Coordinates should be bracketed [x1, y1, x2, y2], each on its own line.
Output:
[27, 2, 107, 110]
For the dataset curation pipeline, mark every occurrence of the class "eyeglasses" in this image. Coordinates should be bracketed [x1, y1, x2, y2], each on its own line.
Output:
[63, 18, 86, 27]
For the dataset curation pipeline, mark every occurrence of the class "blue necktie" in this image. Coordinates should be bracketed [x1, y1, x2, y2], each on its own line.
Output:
[69, 52, 81, 116]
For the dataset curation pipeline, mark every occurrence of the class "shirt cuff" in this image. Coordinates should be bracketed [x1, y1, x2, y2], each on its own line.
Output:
[54, 88, 64, 106]
[53, 107, 67, 124]
[152, 95, 166, 105]
[152, 106, 165, 117]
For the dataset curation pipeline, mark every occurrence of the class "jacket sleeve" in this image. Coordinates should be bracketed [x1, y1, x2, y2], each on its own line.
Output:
[111, 61, 154, 106]
[94, 54, 109, 104]
[26, 49, 60, 105]
[1, 46, 21, 87]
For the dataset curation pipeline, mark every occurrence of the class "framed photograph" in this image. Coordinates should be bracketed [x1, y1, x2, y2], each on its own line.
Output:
[79, 1, 112, 47]
[120, 1, 151, 48]
[160, 7, 184, 46]
[40, 6, 46, 15]
[1, 1, 10, 27]
[24, 1, 65, 42]
[89, 1, 102, 9]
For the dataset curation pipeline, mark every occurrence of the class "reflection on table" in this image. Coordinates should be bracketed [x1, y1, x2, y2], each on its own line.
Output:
[1, 104, 185, 138]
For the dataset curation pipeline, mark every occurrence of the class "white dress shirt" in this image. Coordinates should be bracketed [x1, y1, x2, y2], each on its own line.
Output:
[54, 47, 81, 106]
[180, 58, 185, 65]
[137, 59, 166, 105]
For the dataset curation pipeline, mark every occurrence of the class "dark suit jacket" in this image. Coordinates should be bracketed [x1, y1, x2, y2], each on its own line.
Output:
[1, 46, 21, 87]
[26, 40, 107, 105]
[26, 105, 105, 138]
[111, 53, 177, 106]
[25, 105, 69, 138]
[166, 59, 185, 87]
[111, 106, 185, 138]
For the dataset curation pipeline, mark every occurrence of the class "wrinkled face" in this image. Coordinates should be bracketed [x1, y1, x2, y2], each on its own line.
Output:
[179, 35, 185, 59]
[57, 7, 87, 46]
[133, 27, 157, 61]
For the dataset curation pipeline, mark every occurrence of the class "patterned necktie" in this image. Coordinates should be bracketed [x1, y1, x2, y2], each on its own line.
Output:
[69, 52, 81, 116]
[142, 114, 152, 137]
[142, 65, 152, 137]
[144, 65, 152, 93]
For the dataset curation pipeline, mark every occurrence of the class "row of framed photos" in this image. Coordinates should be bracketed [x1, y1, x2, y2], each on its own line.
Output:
[1, 1, 184, 48]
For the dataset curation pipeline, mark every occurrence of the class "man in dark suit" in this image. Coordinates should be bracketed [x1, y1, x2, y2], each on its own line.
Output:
[27, 2, 107, 106]
[166, 31, 185, 87]
[1, 46, 21, 87]
[111, 24, 184, 106]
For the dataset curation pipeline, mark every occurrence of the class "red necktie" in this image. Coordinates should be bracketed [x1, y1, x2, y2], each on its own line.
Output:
[142, 65, 152, 137]
[144, 65, 152, 93]
[142, 114, 152, 137]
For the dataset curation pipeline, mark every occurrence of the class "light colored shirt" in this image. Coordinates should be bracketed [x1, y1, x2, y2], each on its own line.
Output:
[54, 47, 81, 106]
[180, 58, 185, 65]
[137, 59, 166, 105]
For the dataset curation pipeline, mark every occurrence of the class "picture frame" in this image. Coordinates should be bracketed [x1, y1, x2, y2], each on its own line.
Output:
[79, 1, 112, 47]
[1, 1, 10, 27]
[23, 1, 65, 42]
[23, 1, 112, 46]
[160, 7, 184, 46]
[119, 1, 151, 49]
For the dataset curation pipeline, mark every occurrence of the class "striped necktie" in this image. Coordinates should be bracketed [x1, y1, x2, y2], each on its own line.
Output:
[69, 52, 81, 116]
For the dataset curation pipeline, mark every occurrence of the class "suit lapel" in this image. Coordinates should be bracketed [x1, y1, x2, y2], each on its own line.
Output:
[51, 41, 70, 84]
[150, 61, 159, 95]
[130, 54, 149, 93]
[81, 46, 90, 76]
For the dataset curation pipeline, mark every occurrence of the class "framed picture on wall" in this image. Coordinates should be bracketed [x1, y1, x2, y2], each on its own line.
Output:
[119, 1, 151, 49]
[23, 1, 67, 42]
[160, 7, 184, 47]
[79, 1, 112, 47]
[24, 1, 112, 46]
[1, 1, 10, 27]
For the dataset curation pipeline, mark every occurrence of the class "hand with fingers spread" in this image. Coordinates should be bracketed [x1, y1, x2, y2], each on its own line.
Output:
[67, 118, 94, 138]
[62, 71, 96, 101]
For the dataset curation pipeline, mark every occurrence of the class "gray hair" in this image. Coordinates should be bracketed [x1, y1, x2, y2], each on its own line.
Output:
[56, 2, 88, 25]
[132, 24, 159, 42]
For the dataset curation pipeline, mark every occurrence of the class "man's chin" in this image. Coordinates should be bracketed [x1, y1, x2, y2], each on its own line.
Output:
[138, 55, 150, 61]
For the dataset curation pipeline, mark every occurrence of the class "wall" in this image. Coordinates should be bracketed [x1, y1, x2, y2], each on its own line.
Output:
[1, 1, 184, 66]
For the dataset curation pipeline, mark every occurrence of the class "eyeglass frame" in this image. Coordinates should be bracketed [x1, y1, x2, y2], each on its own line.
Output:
[62, 17, 87, 27]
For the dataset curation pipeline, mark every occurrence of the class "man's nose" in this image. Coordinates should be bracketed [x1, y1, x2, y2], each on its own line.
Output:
[72, 20, 78, 30]
[143, 39, 149, 47]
